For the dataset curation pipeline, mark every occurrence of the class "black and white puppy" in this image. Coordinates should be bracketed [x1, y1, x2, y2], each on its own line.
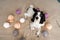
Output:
[30, 8, 46, 37]
[24, 5, 46, 37]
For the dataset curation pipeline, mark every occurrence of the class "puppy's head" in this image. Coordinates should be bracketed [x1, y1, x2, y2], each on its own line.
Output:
[31, 11, 45, 24]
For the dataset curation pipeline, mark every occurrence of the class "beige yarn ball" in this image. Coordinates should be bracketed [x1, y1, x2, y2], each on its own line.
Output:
[45, 23, 52, 30]
[8, 15, 15, 23]
[14, 22, 20, 29]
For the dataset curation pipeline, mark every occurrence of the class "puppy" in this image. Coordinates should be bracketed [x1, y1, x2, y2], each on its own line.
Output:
[24, 5, 46, 37]
[30, 9, 46, 37]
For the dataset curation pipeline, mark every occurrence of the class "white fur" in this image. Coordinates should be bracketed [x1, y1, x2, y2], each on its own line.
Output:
[24, 5, 34, 18]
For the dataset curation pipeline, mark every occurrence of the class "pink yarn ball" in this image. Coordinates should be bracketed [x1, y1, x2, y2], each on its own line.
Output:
[45, 13, 48, 19]
[16, 9, 21, 14]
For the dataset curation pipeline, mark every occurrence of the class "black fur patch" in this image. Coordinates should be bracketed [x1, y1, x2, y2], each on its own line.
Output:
[40, 11, 45, 24]
[31, 8, 38, 22]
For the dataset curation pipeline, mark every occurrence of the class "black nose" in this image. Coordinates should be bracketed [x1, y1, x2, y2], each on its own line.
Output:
[36, 17, 38, 19]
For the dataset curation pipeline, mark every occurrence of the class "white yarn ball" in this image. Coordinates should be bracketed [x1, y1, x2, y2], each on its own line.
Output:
[3, 22, 10, 28]
[20, 18, 25, 23]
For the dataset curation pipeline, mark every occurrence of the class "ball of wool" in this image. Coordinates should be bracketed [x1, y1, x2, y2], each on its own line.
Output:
[14, 22, 21, 29]
[19, 18, 25, 23]
[45, 13, 48, 19]
[3, 22, 10, 28]
[16, 9, 21, 14]
[42, 30, 48, 37]
[12, 29, 19, 37]
[8, 15, 15, 23]
[46, 23, 52, 30]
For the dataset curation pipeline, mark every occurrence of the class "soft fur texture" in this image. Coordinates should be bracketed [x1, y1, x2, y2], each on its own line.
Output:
[24, 5, 35, 18]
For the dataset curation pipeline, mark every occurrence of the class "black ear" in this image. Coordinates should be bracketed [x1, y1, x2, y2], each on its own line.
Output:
[40, 11, 45, 24]
[33, 8, 38, 12]
[31, 8, 38, 22]
[31, 12, 37, 22]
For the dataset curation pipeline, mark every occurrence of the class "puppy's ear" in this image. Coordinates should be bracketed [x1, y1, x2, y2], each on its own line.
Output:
[33, 8, 38, 12]
[40, 11, 45, 24]
[31, 12, 37, 22]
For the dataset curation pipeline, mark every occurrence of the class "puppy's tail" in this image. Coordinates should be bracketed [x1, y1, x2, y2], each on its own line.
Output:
[30, 5, 34, 8]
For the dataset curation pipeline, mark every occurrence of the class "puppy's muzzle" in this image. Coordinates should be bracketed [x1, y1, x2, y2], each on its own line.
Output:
[36, 17, 38, 20]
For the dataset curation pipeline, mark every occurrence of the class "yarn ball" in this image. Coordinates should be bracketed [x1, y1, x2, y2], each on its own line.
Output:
[14, 22, 21, 29]
[19, 18, 25, 23]
[42, 30, 48, 37]
[3, 22, 10, 28]
[16, 9, 21, 14]
[8, 15, 15, 23]
[12, 29, 19, 37]
[45, 13, 48, 19]
[46, 23, 52, 30]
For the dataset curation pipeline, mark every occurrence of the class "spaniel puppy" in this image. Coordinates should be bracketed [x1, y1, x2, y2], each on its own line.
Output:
[24, 5, 46, 37]
[30, 9, 46, 37]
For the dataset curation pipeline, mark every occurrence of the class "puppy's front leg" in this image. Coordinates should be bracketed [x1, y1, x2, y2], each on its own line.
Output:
[30, 25, 35, 30]
[30, 23, 35, 30]
[37, 29, 40, 37]
[36, 27, 41, 37]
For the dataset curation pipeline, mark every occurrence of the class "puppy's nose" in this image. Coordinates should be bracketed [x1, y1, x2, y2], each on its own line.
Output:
[36, 17, 38, 19]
